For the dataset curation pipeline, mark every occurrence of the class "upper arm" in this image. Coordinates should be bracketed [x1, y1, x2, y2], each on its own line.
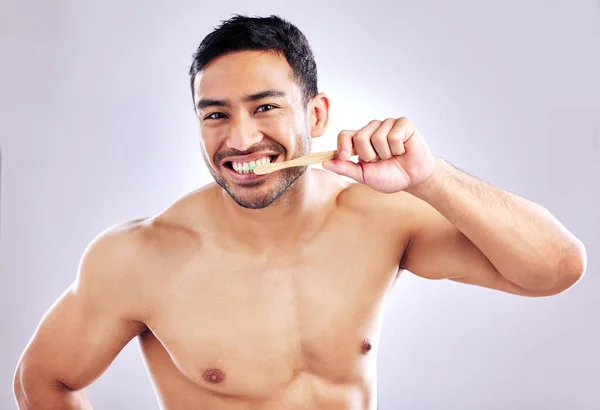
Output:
[17, 225, 148, 392]
[398, 195, 543, 297]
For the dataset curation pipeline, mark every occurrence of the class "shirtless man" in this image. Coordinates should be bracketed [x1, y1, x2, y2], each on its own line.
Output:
[14, 15, 586, 410]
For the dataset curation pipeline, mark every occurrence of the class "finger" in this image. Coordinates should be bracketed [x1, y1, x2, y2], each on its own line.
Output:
[370, 118, 396, 160]
[352, 120, 381, 162]
[337, 130, 357, 160]
[322, 159, 364, 183]
[388, 117, 415, 156]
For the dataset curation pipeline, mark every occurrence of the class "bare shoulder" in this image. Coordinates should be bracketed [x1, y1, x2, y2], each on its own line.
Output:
[77, 188, 214, 319]
[111, 185, 219, 252]
[73, 218, 152, 322]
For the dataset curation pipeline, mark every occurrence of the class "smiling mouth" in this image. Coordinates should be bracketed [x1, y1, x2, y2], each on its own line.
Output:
[224, 155, 278, 174]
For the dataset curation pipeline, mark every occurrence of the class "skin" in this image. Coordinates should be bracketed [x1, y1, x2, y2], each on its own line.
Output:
[14, 50, 586, 410]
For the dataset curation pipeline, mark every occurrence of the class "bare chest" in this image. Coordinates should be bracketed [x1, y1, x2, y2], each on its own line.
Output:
[144, 232, 403, 397]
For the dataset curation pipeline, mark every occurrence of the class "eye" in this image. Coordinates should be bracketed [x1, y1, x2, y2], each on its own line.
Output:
[256, 104, 277, 113]
[205, 112, 226, 120]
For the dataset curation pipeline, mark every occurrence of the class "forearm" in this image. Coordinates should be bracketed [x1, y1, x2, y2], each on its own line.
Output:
[407, 158, 586, 291]
[14, 369, 93, 410]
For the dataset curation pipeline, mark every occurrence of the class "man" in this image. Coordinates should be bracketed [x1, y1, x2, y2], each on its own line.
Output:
[14, 15, 586, 410]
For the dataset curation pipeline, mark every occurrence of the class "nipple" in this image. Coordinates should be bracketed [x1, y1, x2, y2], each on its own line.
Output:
[203, 368, 225, 384]
[361, 339, 372, 355]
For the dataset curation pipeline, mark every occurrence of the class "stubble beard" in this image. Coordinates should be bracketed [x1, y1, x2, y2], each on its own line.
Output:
[209, 164, 307, 209]
[206, 134, 311, 210]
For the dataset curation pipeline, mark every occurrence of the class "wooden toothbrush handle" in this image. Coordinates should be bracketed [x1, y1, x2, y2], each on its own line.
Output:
[253, 148, 357, 175]
[288, 150, 339, 166]
[289, 147, 358, 167]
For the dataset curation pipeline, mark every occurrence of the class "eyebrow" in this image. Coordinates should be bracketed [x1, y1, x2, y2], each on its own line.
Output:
[195, 89, 286, 111]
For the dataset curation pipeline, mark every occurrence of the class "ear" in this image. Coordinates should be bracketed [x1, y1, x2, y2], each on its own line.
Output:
[308, 93, 330, 138]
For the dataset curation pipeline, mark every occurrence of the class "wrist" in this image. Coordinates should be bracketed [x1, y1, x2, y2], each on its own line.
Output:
[405, 157, 448, 200]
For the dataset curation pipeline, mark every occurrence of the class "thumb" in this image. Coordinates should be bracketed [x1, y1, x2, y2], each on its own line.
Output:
[322, 159, 365, 183]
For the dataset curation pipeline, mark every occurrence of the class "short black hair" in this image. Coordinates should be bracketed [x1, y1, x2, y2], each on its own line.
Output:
[189, 15, 318, 107]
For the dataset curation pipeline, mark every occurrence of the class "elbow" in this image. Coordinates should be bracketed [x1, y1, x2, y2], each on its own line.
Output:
[13, 362, 63, 410]
[529, 240, 587, 297]
[13, 364, 29, 409]
[13, 362, 91, 410]
[14, 362, 42, 410]
[555, 238, 587, 292]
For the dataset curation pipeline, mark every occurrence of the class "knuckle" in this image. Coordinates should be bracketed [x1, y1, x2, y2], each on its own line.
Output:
[339, 129, 356, 138]
[353, 131, 369, 142]
[371, 132, 388, 143]
[388, 133, 403, 142]
[397, 117, 412, 126]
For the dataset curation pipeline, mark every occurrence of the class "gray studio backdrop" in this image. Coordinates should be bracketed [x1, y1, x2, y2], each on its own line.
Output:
[1, 1, 599, 409]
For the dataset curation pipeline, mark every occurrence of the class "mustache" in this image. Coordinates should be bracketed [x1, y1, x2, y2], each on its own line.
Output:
[214, 143, 286, 164]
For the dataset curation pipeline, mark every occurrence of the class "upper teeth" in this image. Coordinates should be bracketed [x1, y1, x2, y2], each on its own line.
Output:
[232, 157, 272, 174]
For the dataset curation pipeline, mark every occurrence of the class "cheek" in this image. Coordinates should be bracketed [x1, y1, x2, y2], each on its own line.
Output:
[198, 132, 220, 163]
[262, 113, 306, 141]
[200, 124, 227, 147]
[260, 117, 289, 136]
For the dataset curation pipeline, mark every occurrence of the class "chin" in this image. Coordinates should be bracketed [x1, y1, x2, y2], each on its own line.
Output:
[227, 181, 290, 209]
[233, 197, 279, 210]
[209, 162, 306, 209]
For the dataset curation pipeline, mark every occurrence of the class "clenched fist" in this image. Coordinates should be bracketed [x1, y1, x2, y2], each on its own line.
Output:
[322, 117, 437, 193]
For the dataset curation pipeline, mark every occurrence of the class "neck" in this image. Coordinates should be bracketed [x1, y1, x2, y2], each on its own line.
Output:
[218, 169, 327, 251]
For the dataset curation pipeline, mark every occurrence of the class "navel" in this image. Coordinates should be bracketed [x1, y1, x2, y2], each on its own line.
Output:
[203, 368, 225, 384]
[361, 338, 372, 355]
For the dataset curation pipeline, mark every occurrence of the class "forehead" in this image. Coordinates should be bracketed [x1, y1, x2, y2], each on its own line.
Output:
[194, 50, 300, 101]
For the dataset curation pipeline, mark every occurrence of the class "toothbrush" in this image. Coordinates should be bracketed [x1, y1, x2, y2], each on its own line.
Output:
[252, 149, 356, 175]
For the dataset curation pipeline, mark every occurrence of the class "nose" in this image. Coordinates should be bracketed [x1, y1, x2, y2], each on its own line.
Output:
[227, 114, 263, 152]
